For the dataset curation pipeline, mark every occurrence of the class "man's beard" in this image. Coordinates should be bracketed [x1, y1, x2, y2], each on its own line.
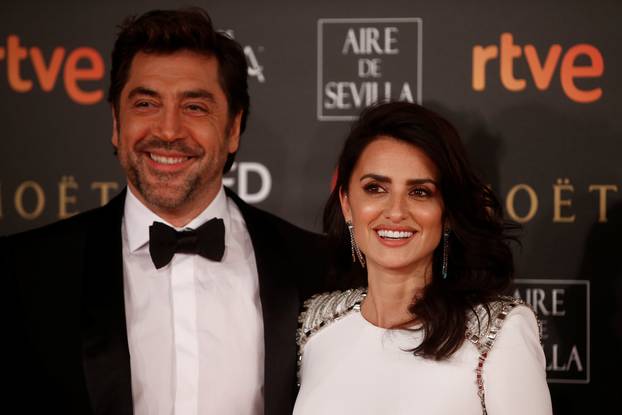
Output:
[127, 162, 203, 210]
[122, 137, 211, 211]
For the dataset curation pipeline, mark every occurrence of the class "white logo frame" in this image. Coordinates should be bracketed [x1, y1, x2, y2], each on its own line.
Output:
[317, 17, 423, 121]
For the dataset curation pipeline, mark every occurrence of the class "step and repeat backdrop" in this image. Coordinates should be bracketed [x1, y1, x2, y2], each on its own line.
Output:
[1, 0, 620, 413]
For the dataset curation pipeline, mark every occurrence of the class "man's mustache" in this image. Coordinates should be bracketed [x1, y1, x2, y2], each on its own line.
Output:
[135, 138, 204, 157]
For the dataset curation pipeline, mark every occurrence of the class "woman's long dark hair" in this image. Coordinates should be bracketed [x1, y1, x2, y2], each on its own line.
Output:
[323, 101, 519, 360]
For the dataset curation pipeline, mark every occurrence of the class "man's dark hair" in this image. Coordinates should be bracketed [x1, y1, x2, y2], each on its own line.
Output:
[108, 8, 250, 172]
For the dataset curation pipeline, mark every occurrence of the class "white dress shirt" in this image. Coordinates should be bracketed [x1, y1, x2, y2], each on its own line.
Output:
[122, 186, 264, 415]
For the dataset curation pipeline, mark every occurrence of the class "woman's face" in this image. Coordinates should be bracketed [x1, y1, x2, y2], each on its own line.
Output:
[340, 136, 444, 276]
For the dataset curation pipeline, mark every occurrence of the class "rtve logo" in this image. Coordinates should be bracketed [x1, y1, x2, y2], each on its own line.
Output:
[0, 35, 105, 105]
[472, 33, 604, 103]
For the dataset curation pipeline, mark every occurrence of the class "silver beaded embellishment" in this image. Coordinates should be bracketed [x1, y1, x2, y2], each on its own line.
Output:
[296, 288, 367, 386]
[465, 296, 542, 415]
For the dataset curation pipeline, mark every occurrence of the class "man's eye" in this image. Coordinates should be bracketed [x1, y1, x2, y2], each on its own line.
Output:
[186, 104, 207, 112]
[135, 101, 151, 107]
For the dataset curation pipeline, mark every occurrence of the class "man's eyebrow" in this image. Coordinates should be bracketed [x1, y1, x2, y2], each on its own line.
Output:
[127, 86, 159, 100]
[360, 173, 438, 186]
[126, 87, 217, 103]
[181, 89, 216, 102]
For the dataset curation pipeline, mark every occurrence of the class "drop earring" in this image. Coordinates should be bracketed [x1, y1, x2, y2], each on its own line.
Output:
[441, 227, 450, 279]
[346, 221, 366, 268]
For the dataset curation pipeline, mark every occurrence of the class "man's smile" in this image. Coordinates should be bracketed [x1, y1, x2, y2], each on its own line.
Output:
[143, 150, 197, 173]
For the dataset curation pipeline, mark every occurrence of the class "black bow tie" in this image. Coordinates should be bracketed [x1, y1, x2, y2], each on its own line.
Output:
[148, 218, 225, 269]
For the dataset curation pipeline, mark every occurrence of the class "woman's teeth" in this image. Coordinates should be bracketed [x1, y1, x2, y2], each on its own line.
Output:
[376, 229, 414, 239]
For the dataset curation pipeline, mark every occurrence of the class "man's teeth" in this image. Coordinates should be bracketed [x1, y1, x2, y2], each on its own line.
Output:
[376, 229, 414, 239]
[150, 153, 187, 164]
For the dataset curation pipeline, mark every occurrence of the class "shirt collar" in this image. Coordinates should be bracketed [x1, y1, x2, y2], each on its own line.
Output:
[123, 185, 229, 253]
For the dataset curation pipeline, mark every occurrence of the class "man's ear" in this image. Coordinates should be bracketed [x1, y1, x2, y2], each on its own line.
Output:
[227, 111, 242, 153]
[111, 108, 119, 149]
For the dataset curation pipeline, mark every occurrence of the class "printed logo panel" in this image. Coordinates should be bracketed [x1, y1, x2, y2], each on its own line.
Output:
[514, 279, 590, 383]
[317, 18, 422, 121]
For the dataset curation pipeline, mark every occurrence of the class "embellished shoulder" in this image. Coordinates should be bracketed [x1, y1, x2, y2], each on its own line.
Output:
[465, 296, 542, 414]
[297, 287, 366, 349]
[465, 295, 541, 353]
[296, 288, 366, 385]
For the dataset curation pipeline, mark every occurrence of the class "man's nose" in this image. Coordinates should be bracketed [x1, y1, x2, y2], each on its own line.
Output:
[155, 107, 183, 141]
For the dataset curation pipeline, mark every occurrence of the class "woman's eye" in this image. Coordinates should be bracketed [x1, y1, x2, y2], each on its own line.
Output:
[363, 183, 385, 193]
[410, 187, 431, 198]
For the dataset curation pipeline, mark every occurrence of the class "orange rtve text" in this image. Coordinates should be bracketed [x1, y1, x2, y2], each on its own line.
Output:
[472, 33, 604, 103]
[0, 34, 105, 105]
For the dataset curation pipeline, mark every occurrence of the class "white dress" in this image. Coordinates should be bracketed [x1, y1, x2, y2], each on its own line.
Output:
[294, 289, 552, 415]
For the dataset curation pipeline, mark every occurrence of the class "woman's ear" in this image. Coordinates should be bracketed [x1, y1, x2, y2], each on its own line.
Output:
[339, 187, 352, 222]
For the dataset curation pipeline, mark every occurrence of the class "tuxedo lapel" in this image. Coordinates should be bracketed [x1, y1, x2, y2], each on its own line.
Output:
[81, 189, 134, 415]
[225, 188, 300, 414]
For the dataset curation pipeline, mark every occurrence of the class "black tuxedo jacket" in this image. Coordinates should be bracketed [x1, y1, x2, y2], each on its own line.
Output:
[2, 188, 328, 415]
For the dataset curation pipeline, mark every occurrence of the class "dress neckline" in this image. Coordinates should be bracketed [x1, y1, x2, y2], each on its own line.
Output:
[356, 288, 423, 331]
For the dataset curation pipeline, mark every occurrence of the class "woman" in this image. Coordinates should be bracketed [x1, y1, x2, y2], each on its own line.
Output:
[294, 102, 552, 414]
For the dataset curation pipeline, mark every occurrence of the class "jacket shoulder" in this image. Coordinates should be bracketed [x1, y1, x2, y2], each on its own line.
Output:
[9, 209, 95, 240]
[227, 188, 321, 238]
[225, 187, 327, 263]
[5, 190, 124, 247]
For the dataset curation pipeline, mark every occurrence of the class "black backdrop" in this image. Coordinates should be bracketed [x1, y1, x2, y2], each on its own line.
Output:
[1, 1, 620, 413]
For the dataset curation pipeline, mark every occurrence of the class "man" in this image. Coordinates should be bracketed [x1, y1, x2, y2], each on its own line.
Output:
[3, 8, 326, 415]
